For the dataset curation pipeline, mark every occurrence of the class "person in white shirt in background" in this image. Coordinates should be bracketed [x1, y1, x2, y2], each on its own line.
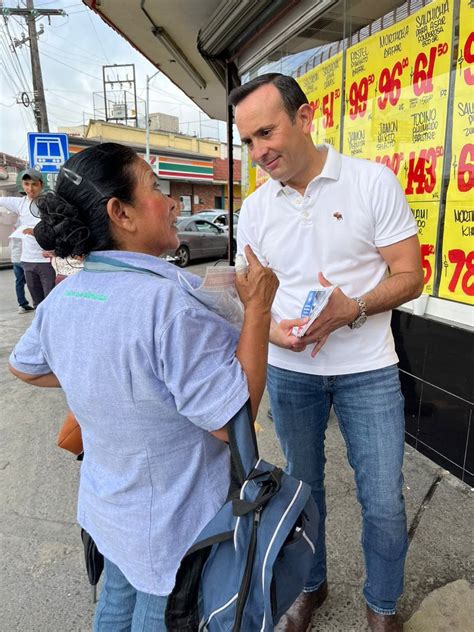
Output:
[9, 234, 34, 313]
[1, 169, 55, 307]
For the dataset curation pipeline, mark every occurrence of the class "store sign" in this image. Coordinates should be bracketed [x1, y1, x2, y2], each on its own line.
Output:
[341, 0, 454, 296]
[297, 52, 343, 150]
[158, 157, 213, 181]
[438, 0, 474, 305]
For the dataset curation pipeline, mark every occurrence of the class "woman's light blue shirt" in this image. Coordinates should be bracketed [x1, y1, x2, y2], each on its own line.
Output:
[10, 251, 249, 596]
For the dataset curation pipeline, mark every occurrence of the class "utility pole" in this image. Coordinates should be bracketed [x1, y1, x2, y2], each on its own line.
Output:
[145, 70, 160, 164]
[26, 0, 48, 131]
[2, 1, 64, 132]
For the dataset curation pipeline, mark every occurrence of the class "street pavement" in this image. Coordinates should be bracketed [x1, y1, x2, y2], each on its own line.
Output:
[0, 262, 472, 631]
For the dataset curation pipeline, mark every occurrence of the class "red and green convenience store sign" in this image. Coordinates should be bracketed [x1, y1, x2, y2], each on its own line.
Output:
[158, 156, 213, 181]
[69, 143, 214, 182]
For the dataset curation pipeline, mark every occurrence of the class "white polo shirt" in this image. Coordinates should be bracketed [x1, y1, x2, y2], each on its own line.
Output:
[237, 145, 418, 376]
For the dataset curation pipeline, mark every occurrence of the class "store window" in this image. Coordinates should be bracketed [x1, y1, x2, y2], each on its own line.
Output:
[240, 0, 473, 315]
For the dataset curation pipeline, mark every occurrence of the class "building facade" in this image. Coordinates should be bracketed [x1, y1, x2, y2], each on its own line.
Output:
[68, 120, 241, 214]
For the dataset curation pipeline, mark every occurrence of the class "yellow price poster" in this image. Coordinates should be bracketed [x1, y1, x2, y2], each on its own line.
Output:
[297, 52, 343, 150]
[438, 202, 474, 303]
[243, 147, 269, 198]
[439, 1, 473, 304]
[342, 40, 375, 159]
[343, 0, 453, 203]
[446, 0, 473, 204]
[409, 202, 440, 295]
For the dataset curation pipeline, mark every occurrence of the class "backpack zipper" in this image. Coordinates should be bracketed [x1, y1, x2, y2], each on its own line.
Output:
[232, 507, 262, 631]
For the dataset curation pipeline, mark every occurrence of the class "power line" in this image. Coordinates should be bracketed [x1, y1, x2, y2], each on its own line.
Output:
[39, 48, 102, 81]
[1, 20, 32, 95]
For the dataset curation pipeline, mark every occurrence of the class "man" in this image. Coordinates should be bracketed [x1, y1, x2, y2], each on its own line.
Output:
[1, 169, 55, 308]
[231, 74, 423, 632]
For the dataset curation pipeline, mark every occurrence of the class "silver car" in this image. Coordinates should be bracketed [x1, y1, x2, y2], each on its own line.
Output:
[162, 216, 234, 267]
[193, 210, 239, 234]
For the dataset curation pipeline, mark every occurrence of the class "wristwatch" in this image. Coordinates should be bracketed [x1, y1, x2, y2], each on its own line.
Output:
[349, 297, 367, 329]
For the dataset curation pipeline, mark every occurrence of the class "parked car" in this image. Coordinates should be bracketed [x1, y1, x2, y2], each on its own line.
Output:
[162, 216, 235, 267]
[193, 210, 239, 234]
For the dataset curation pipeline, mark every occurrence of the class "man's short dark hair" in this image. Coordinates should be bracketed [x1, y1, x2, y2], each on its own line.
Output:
[228, 73, 308, 121]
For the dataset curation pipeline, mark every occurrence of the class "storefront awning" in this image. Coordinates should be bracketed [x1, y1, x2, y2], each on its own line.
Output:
[82, 0, 228, 120]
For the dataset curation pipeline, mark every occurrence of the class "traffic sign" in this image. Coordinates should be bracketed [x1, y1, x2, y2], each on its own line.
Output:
[27, 132, 69, 173]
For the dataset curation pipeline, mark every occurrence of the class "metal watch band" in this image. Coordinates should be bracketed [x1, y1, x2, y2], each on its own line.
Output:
[349, 297, 367, 329]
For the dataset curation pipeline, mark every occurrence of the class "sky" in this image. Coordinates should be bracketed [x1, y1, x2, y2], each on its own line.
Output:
[0, 0, 231, 161]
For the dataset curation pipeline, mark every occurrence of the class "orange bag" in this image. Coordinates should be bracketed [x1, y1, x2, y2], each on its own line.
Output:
[57, 411, 83, 455]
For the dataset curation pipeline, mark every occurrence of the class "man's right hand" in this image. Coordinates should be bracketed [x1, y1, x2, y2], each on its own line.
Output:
[270, 318, 309, 352]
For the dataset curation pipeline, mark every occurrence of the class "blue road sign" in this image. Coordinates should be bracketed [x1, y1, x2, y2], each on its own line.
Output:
[27, 132, 69, 173]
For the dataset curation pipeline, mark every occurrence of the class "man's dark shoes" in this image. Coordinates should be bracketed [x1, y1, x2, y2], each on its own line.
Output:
[366, 606, 403, 631]
[275, 581, 328, 631]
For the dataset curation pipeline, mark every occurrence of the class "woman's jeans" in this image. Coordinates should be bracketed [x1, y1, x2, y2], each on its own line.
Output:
[267, 364, 408, 615]
[93, 558, 168, 632]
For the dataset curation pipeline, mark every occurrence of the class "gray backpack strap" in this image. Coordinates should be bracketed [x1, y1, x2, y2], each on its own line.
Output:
[227, 400, 259, 485]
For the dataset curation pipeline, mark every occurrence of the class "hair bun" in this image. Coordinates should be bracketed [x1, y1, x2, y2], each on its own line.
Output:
[34, 191, 90, 257]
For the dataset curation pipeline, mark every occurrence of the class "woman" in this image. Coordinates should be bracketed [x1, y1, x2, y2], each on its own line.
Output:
[8, 143, 279, 631]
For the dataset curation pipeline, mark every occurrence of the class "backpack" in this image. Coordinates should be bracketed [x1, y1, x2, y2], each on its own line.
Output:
[165, 402, 319, 631]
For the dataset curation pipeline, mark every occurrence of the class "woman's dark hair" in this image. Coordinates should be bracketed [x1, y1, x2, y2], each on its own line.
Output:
[34, 142, 138, 258]
[228, 73, 308, 122]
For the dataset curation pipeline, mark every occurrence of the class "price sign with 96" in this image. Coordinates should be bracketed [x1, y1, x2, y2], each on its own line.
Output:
[377, 58, 408, 110]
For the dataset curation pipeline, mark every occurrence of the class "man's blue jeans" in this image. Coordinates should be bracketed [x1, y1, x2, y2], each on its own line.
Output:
[267, 364, 408, 615]
[93, 558, 168, 631]
[13, 263, 28, 307]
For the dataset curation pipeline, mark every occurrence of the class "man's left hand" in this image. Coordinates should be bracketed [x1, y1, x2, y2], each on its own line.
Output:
[302, 272, 359, 357]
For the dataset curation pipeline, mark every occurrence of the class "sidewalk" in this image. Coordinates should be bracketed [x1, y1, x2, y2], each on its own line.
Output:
[0, 266, 472, 631]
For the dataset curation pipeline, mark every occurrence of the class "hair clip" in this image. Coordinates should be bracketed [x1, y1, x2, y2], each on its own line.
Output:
[61, 167, 107, 200]
[62, 168, 83, 186]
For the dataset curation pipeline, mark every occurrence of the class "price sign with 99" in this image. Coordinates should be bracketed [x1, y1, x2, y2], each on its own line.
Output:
[349, 74, 375, 119]
[405, 146, 444, 196]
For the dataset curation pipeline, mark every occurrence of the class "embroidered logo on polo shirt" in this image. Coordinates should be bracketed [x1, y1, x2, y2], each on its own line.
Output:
[333, 212, 343, 221]
[64, 290, 108, 302]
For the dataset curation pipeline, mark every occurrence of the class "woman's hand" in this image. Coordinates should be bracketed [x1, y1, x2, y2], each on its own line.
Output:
[235, 245, 279, 314]
[235, 245, 279, 419]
